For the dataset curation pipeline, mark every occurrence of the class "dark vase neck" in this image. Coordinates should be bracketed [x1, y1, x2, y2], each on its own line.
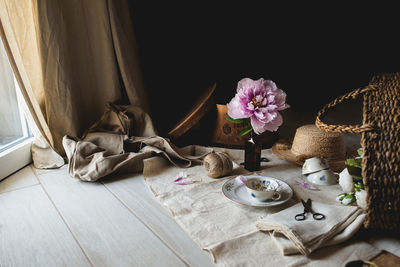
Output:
[249, 130, 260, 143]
[245, 130, 262, 171]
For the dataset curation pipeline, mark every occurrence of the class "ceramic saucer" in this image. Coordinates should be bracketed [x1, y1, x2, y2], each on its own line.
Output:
[222, 175, 293, 207]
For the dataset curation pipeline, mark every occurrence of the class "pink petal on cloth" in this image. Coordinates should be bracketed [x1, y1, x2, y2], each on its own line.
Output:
[174, 172, 195, 185]
[236, 175, 247, 185]
[174, 177, 183, 182]
[296, 181, 319, 191]
[174, 180, 194, 185]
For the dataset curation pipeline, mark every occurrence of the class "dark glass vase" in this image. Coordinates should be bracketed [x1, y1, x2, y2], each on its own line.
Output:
[244, 131, 262, 171]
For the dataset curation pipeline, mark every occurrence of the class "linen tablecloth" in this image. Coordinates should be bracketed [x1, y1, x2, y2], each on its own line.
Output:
[143, 147, 380, 266]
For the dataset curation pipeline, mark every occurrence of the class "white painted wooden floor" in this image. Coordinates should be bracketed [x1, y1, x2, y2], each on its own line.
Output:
[0, 165, 214, 267]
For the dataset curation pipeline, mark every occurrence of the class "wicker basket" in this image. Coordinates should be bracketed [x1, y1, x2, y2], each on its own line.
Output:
[315, 73, 400, 232]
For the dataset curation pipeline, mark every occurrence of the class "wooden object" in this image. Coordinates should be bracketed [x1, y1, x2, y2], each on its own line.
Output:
[103, 173, 214, 267]
[168, 83, 216, 139]
[0, 186, 91, 266]
[372, 251, 400, 266]
[0, 165, 38, 194]
[210, 104, 279, 148]
[36, 168, 187, 266]
[1, 164, 399, 266]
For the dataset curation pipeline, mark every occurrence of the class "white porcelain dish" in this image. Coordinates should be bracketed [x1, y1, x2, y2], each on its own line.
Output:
[302, 157, 329, 175]
[245, 177, 281, 202]
[306, 169, 338, 185]
[222, 175, 293, 208]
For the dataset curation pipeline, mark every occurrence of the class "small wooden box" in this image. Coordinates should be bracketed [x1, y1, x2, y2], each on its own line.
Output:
[210, 104, 278, 149]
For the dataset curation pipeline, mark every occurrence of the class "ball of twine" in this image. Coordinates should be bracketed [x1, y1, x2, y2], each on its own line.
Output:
[203, 152, 233, 178]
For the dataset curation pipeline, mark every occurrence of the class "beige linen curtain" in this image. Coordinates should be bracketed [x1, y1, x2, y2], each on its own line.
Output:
[0, 0, 148, 168]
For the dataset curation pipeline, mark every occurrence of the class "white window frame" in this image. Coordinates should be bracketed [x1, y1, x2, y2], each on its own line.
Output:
[0, 137, 33, 180]
[0, 48, 33, 181]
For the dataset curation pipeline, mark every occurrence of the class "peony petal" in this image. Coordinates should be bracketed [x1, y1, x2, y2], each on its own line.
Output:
[174, 171, 196, 185]
[236, 175, 247, 185]
[250, 116, 267, 134]
[174, 177, 183, 182]
[230, 78, 288, 134]
[254, 110, 267, 121]
[255, 95, 263, 103]
[265, 104, 278, 112]
[267, 93, 275, 104]
[274, 89, 289, 111]
[227, 96, 249, 119]
[237, 78, 256, 92]
[263, 112, 283, 132]
[174, 180, 194, 185]
[296, 181, 319, 190]
[247, 102, 255, 111]
[263, 80, 278, 91]
[262, 97, 268, 106]
[252, 86, 261, 99]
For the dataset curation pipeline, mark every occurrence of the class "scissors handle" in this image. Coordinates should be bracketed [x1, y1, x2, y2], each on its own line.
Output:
[295, 213, 306, 221]
[312, 212, 325, 220]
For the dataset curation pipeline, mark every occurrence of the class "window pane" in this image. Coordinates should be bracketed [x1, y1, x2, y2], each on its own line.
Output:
[0, 37, 30, 151]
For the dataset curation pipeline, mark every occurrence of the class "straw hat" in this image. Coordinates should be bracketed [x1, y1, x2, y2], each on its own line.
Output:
[272, 124, 350, 172]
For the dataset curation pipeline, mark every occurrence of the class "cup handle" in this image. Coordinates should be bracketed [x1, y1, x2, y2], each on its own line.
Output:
[272, 192, 281, 201]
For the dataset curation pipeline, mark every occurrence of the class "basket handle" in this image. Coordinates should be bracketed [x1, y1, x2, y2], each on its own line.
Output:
[315, 85, 378, 134]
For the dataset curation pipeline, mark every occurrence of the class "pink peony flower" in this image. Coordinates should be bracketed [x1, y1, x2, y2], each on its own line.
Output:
[226, 78, 289, 134]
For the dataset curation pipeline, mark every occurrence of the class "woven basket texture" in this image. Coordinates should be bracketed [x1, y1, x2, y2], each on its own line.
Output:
[316, 73, 400, 232]
[362, 73, 400, 231]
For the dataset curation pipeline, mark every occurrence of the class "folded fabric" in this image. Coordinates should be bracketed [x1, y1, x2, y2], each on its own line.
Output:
[63, 103, 212, 181]
[256, 201, 365, 256]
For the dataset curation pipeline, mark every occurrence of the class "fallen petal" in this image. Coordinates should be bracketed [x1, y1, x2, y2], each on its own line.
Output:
[295, 181, 319, 191]
[236, 175, 247, 185]
[174, 177, 183, 182]
[174, 180, 194, 186]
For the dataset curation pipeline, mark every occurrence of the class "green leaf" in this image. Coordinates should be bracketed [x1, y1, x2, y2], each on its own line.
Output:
[240, 125, 253, 136]
[352, 175, 363, 181]
[345, 158, 362, 169]
[226, 116, 249, 124]
[344, 194, 354, 199]
[345, 158, 362, 179]
[354, 182, 364, 189]
[357, 148, 363, 157]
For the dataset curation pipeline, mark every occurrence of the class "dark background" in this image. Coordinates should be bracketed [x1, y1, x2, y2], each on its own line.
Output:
[128, 3, 400, 136]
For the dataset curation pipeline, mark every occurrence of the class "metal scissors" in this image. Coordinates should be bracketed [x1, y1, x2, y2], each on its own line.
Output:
[295, 198, 325, 221]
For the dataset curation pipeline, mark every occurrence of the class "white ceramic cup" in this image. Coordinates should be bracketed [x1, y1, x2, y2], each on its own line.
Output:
[245, 178, 281, 201]
[306, 168, 338, 185]
[302, 157, 330, 175]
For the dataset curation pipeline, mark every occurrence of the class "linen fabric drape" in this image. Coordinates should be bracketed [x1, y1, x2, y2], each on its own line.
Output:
[62, 103, 213, 182]
[0, 0, 148, 168]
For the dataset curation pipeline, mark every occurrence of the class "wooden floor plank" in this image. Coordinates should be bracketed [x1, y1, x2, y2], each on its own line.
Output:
[0, 186, 91, 267]
[37, 168, 186, 267]
[0, 165, 38, 194]
[32, 164, 68, 176]
[103, 172, 214, 267]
